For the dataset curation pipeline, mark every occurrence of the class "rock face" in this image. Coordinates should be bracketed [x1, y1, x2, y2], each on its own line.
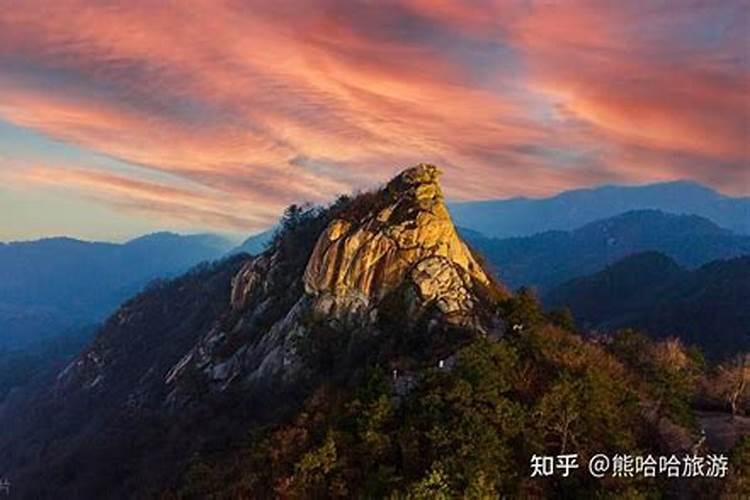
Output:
[164, 164, 497, 396]
[0, 164, 505, 498]
[52, 164, 498, 403]
[303, 164, 490, 320]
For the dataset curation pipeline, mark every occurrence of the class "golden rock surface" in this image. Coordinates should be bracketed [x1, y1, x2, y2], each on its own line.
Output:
[303, 164, 489, 314]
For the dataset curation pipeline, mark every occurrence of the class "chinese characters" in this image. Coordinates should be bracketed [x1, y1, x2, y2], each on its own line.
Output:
[530, 453, 729, 479]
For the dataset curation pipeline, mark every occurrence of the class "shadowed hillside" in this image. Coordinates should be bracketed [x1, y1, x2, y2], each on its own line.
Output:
[0, 232, 232, 349]
[545, 253, 750, 358]
[463, 210, 750, 292]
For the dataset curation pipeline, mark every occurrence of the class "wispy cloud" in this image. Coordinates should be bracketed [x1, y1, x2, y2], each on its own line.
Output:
[0, 0, 746, 236]
[3, 165, 278, 231]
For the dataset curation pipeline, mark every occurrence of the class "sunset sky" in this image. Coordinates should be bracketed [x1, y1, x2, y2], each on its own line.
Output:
[0, 0, 748, 242]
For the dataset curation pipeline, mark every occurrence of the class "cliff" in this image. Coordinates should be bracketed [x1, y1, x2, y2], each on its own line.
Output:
[185, 164, 500, 395]
[34, 164, 501, 411]
[303, 164, 490, 319]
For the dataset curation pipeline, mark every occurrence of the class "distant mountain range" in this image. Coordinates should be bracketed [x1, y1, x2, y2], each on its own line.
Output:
[228, 228, 274, 256]
[4, 181, 748, 353]
[0, 232, 232, 349]
[0, 324, 96, 403]
[1, 166, 746, 498]
[451, 181, 750, 238]
[545, 252, 750, 358]
[463, 209, 750, 292]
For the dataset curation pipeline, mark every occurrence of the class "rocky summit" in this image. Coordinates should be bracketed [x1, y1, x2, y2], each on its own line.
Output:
[103, 165, 498, 401]
[304, 164, 490, 319]
[0, 164, 505, 498]
[181, 164, 500, 395]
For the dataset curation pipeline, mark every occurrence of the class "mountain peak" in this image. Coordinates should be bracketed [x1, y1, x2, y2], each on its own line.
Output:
[303, 164, 492, 322]
[50, 164, 503, 427]
[388, 163, 443, 201]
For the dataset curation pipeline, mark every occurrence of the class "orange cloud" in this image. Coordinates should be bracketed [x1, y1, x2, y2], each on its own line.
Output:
[5, 166, 276, 232]
[0, 0, 746, 238]
[511, 1, 749, 190]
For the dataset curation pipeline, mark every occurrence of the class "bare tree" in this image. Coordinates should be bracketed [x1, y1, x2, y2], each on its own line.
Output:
[716, 353, 749, 419]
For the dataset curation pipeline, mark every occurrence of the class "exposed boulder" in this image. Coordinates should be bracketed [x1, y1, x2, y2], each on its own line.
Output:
[170, 164, 500, 396]
[303, 164, 490, 321]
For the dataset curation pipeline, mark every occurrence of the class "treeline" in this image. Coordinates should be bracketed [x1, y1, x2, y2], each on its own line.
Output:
[172, 290, 749, 498]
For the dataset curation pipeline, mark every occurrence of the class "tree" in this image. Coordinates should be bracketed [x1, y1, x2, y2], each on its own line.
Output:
[611, 333, 701, 426]
[715, 354, 750, 418]
[398, 339, 525, 495]
[535, 374, 582, 454]
[406, 462, 454, 499]
[281, 203, 305, 231]
[289, 432, 348, 498]
[548, 307, 576, 332]
[500, 287, 546, 331]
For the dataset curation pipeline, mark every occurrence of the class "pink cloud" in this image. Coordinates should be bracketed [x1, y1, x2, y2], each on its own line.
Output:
[0, 0, 746, 235]
[3, 165, 278, 232]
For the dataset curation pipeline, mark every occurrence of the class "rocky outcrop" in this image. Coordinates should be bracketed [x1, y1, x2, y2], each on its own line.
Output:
[230, 252, 274, 310]
[159, 164, 500, 399]
[0, 164, 507, 499]
[303, 164, 490, 320]
[53, 165, 501, 409]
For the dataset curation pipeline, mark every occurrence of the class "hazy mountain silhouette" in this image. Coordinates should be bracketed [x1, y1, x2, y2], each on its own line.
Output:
[545, 252, 750, 358]
[0, 232, 232, 349]
[463, 209, 750, 292]
[451, 180, 750, 238]
[227, 228, 274, 256]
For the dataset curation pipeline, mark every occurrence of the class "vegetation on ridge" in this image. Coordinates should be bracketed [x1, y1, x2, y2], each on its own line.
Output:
[2, 174, 747, 499]
[175, 259, 748, 498]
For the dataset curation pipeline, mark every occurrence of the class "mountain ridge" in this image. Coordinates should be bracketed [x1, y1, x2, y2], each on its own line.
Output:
[463, 209, 750, 291]
[0, 165, 507, 497]
[0, 232, 234, 349]
[544, 252, 750, 358]
[450, 180, 750, 238]
[1, 165, 745, 498]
